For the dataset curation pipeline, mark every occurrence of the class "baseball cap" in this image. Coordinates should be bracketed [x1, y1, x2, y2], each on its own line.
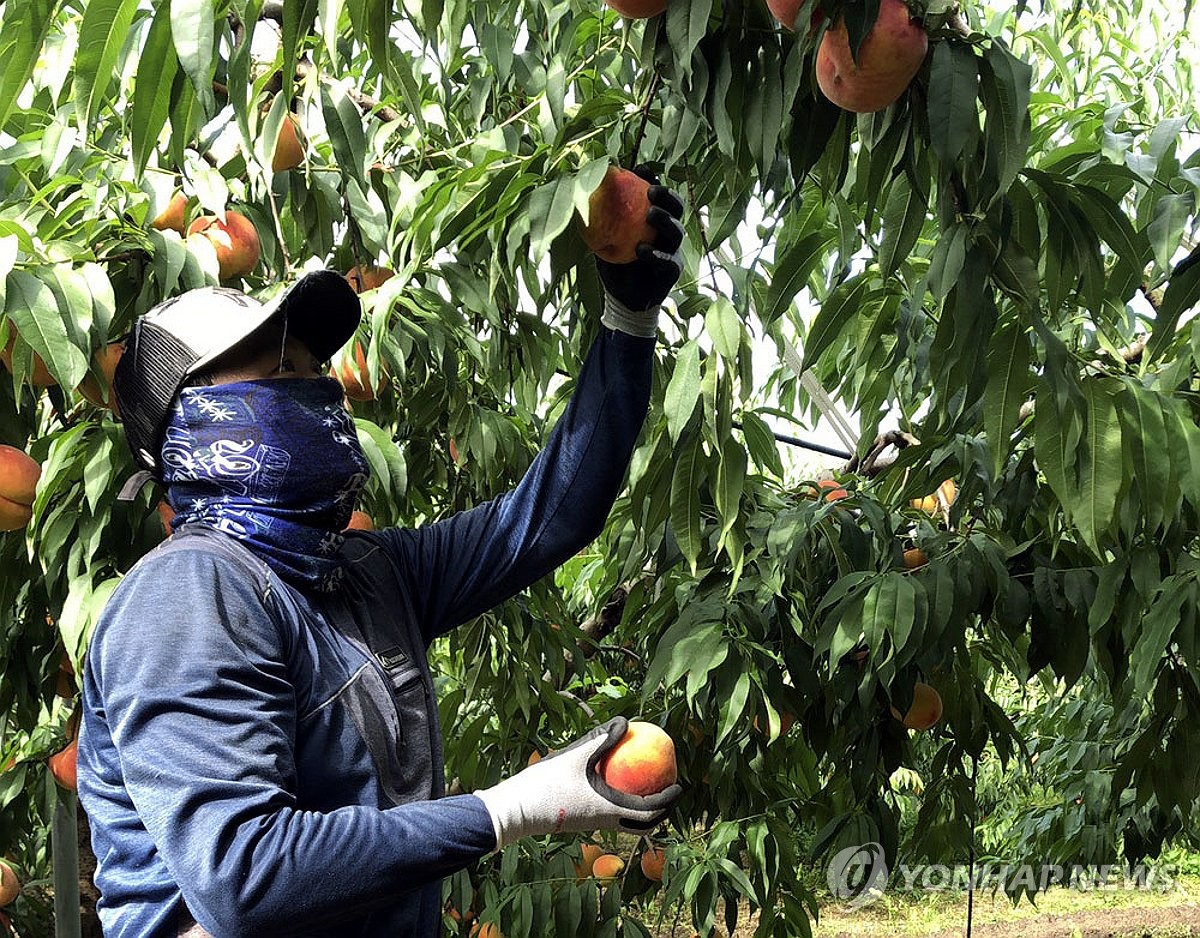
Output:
[113, 269, 361, 475]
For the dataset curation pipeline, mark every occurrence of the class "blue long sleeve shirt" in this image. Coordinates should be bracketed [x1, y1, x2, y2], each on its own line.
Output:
[78, 327, 654, 937]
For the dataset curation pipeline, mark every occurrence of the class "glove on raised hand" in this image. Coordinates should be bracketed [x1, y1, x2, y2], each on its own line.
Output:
[473, 717, 682, 850]
[596, 168, 685, 336]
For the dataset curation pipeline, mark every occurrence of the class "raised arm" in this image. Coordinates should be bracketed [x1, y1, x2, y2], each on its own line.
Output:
[380, 326, 654, 640]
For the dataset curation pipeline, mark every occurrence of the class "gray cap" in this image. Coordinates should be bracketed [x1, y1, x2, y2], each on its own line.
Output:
[113, 270, 361, 474]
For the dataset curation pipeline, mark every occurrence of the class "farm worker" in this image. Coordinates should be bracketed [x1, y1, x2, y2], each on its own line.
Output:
[76, 179, 685, 936]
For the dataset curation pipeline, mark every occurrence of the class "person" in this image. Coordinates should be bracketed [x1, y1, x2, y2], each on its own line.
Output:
[76, 176, 686, 937]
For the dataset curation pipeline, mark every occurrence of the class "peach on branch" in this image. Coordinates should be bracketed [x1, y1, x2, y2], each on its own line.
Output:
[605, 0, 667, 17]
[187, 210, 261, 280]
[151, 192, 188, 234]
[890, 681, 943, 730]
[0, 445, 41, 532]
[591, 853, 625, 885]
[815, 0, 928, 113]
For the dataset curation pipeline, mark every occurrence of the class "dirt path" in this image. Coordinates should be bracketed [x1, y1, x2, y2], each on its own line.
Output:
[819, 903, 1200, 938]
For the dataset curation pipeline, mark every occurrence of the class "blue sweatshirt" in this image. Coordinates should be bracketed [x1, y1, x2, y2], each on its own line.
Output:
[78, 328, 654, 937]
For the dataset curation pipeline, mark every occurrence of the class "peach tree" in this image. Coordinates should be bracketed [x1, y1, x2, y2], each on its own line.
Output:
[0, 0, 1197, 935]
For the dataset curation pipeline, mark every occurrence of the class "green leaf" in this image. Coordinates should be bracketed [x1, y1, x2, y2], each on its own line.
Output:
[4, 270, 89, 389]
[983, 318, 1032, 477]
[281, 0, 318, 105]
[978, 42, 1032, 198]
[0, 0, 56, 130]
[320, 83, 368, 190]
[664, 340, 701, 444]
[130, 1, 179, 176]
[1076, 379, 1124, 553]
[1147, 246, 1200, 363]
[1118, 385, 1173, 535]
[670, 433, 704, 574]
[1131, 577, 1192, 693]
[1034, 380, 1075, 512]
[527, 174, 576, 264]
[73, 0, 141, 132]
[927, 41, 979, 165]
[666, 0, 712, 79]
[801, 273, 872, 372]
[714, 435, 747, 550]
[763, 230, 834, 326]
[705, 296, 741, 362]
[170, 0, 216, 113]
[739, 410, 783, 476]
[878, 174, 926, 278]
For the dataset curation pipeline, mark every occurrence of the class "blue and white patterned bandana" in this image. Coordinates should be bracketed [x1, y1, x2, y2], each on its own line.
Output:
[160, 378, 370, 592]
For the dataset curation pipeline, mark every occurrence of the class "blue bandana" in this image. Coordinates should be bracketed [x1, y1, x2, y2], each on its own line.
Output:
[160, 378, 370, 592]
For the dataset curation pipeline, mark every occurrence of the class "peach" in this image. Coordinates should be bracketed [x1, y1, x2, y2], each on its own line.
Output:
[0, 445, 40, 531]
[640, 846, 666, 882]
[336, 341, 388, 402]
[591, 853, 625, 885]
[890, 681, 943, 730]
[574, 842, 604, 882]
[0, 335, 56, 387]
[187, 210, 261, 280]
[580, 167, 657, 264]
[49, 736, 78, 791]
[344, 266, 395, 293]
[605, 0, 667, 17]
[78, 342, 124, 415]
[151, 192, 188, 234]
[902, 547, 927, 569]
[911, 479, 957, 515]
[815, 0, 928, 113]
[272, 113, 305, 172]
[345, 510, 375, 531]
[0, 859, 19, 907]
[597, 721, 677, 796]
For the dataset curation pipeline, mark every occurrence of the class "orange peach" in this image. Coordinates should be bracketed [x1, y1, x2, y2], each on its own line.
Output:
[597, 721, 677, 796]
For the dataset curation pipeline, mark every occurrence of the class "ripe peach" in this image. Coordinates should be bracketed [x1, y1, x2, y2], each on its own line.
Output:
[345, 510, 375, 531]
[815, 0, 928, 113]
[767, 0, 823, 33]
[272, 113, 305, 172]
[336, 341, 388, 402]
[344, 266, 395, 293]
[469, 922, 503, 938]
[187, 210, 261, 280]
[151, 192, 188, 234]
[592, 853, 625, 885]
[911, 479, 957, 515]
[0, 335, 56, 387]
[157, 500, 176, 538]
[0, 859, 19, 907]
[605, 0, 667, 17]
[574, 843, 604, 882]
[597, 721, 677, 796]
[580, 167, 657, 264]
[78, 342, 124, 415]
[0, 445, 40, 532]
[902, 547, 927, 569]
[890, 682, 943, 730]
[640, 846, 666, 882]
[49, 736, 78, 791]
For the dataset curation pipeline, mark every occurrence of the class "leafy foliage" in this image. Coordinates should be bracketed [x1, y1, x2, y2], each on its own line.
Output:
[0, 0, 1197, 934]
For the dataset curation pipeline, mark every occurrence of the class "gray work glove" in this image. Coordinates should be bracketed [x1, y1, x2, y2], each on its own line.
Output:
[473, 717, 682, 850]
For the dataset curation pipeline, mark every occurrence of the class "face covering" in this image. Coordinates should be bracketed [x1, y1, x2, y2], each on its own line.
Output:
[159, 377, 371, 592]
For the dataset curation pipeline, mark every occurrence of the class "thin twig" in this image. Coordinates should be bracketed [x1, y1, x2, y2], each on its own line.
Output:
[627, 71, 662, 170]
